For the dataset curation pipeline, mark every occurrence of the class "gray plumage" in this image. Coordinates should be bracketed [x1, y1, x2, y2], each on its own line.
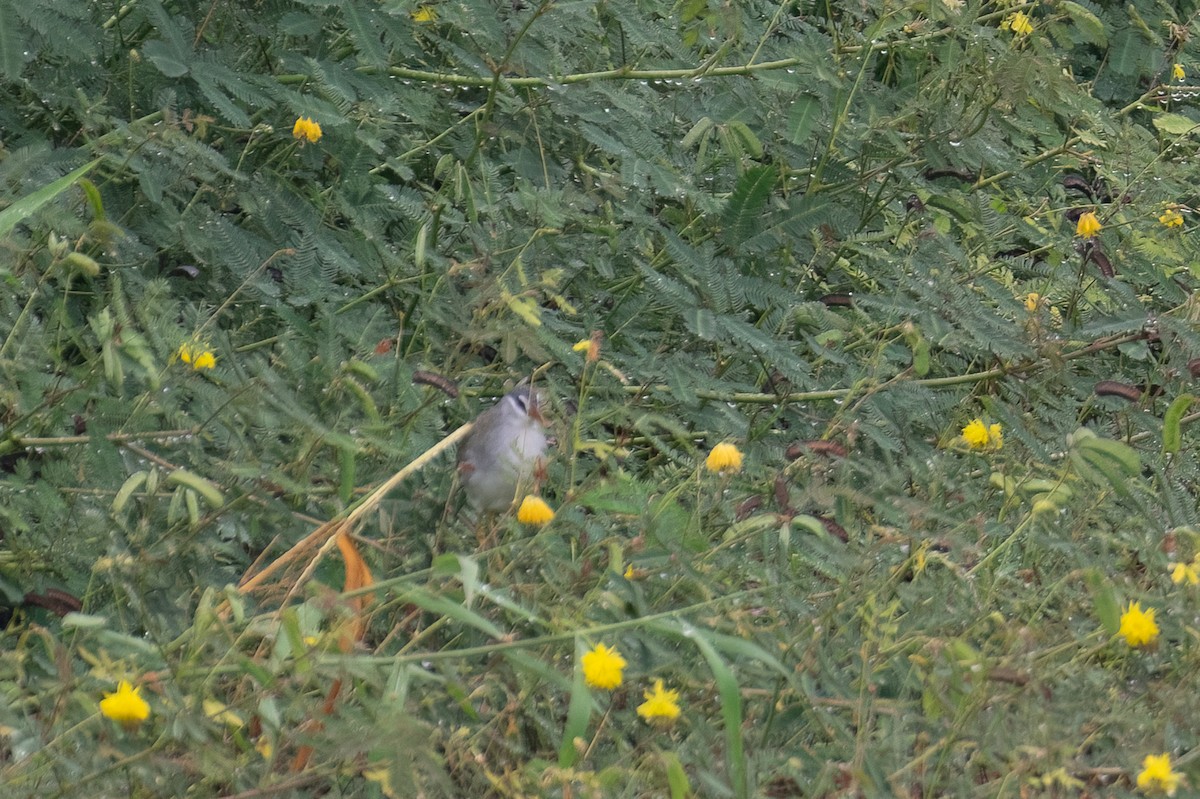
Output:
[457, 386, 547, 512]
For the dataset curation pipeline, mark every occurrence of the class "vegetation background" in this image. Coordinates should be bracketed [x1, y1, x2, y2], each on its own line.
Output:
[2, 0, 1200, 796]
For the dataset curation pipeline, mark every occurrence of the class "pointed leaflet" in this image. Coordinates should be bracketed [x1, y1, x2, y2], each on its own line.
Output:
[0, 6, 24, 81]
[556, 644, 595, 769]
[689, 629, 748, 799]
[0, 160, 102, 240]
[721, 165, 776, 248]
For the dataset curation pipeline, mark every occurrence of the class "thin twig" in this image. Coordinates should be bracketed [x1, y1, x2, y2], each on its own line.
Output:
[236, 422, 473, 595]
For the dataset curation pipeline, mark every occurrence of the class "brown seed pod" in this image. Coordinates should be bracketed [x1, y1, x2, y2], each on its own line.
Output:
[412, 370, 459, 398]
[1062, 174, 1095, 198]
[1085, 244, 1114, 277]
[774, 476, 791, 512]
[735, 495, 763, 521]
[1188, 358, 1200, 378]
[987, 668, 1031, 686]
[923, 167, 977, 182]
[818, 516, 848, 542]
[1093, 381, 1142, 402]
[22, 589, 83, 617]
[818, 293, 854, 307]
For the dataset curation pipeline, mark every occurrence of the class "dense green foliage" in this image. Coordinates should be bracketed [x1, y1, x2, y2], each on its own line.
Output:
[2, 0, 1200, 795]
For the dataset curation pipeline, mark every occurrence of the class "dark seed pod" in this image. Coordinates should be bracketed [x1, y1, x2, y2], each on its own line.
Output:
[735, 495, 763, 521]
[773, 476, 790, 512]
[413, 370, 459, 398]
[818, 293, 854, 307]
[1084, 244, 1114, 277]
[923, 167, 977, 182]
[1062, 174, 1095, 198]
[1188, 358, 1200, 378]
[22, 589, 83, 616]
[1094, 381, 1142, 402]
[818, 516, 848, 542]
[987, 668, 1031, 686]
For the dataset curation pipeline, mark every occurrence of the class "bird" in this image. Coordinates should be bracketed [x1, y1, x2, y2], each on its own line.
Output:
[456, 385, 548, 513]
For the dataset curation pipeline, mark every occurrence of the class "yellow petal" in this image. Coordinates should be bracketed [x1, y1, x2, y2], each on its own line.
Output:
[517, 495, 555, 525]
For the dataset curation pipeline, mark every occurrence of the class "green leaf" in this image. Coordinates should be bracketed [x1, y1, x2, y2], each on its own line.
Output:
[1069, 431, 1141, 497]
[395, 586, 505, 639]
[0, 5, 24, 79]
[721, 165, 776, 247]
[557, 643, 595, 768]
[687, 629, 748, 799]
[342, 3, 387, 68]
[1061, 2, 1106, 47]
[1072, 435, 1141, 476]
[1086, 570, 1120, 635]
[788, 94, 821, 145]
[1152, 113, 1199, 137]
[662, 751, 691, 799]
[142, 38, 190, 77]
[0, 159, 102, 240]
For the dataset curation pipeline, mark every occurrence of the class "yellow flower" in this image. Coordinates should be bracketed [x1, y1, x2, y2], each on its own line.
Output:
[256, 736, 274, 760]
[100, 680, 151, 729]
[1137, 753, 1183, 796]
[177, 343, 216, 370]
[292, 116, 322, 143]
[961, 419, 1003, 450]
[705, 442, 743, 473]
[637, 679, 681, 724]
[580, 643, 626, 690]
[411, 5, 437, 23]
[1003, 11, 1033, 36]
[1075, 211, 1102, 238]
[623, 563, 635, 579]
[1024, 292, 1041, 312]
[572, 332, 602, 362]
[1170, 561, 1199, 585]
[1159, 208, 1184, 228]
[1173, 63, 1186, 82]
[516, 495, 555, 525]
[1118, 601, 1160, 647]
